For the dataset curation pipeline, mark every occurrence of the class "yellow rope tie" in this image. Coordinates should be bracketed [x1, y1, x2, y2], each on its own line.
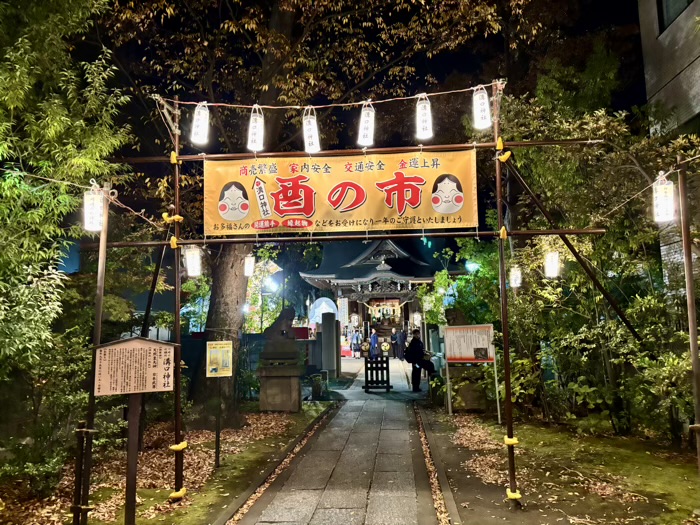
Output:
[498, 151, 512, 163]
[504, 436, 519, 446]
[499, 226, 508, 240]
[496, 136, 504, 151]
[168, 487, 187, 501]
[162, 212, 184, 224]
[170, 236, 179, 249]
[169, 441, 188, 452]
[506, 488, 522, 500]
[170, 151, 178, 164]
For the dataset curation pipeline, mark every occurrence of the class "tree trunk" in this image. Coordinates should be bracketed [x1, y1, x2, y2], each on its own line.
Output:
[193, 243, 252, 425]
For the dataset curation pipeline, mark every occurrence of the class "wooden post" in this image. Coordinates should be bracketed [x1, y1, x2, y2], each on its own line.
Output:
[124, 394, 142, 525]
[173, 97, 184, 491]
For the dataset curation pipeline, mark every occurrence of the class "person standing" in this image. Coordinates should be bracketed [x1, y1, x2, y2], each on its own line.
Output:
[351, 329, 362, 359]
[405, 329, 435, 392]
[370, 328, 379, 360]
[390, 328, 398, 359]
[395, 328, 406, 361]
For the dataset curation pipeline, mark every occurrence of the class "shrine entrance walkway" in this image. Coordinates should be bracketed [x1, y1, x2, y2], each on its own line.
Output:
[238, 358, 437, 525]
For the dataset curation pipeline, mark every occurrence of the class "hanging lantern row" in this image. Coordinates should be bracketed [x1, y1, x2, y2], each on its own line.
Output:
[653, 173, 675, 223]
[508, 251, 561, 288]
[184, 245, 203, 278]
[83, 185, 104, 232]
[188, 87, 494, 153]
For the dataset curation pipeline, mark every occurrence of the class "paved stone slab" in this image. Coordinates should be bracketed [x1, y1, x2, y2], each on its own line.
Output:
[381, 420, 410, 430]
[285, 451, 340, 489]
[310, 507, 365, 525]
[312, 429, 350, 451]
[375, 453, 413, 472]
[317, 488, 368, 509]
[258, 490, 323, 523]
[346, 430, 381, 446]
[377, 436, 411, 455]
[365, 494, 418, 525]
[379, 429, 410, 442]
[370, 470, 416, 495]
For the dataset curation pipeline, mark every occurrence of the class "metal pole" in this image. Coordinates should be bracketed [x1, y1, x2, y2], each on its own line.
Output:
[493, 81, 519, 504]
[71, 421, 86, 525]
[260, 287, 264, 333]
[86, 228, 607, 250]
[173, 98, 184, 491]
[215, 378, 222, 468]
[112, 138, 605, 165]
[124, 393, 141, 525]
[494, 348, 502, 425]
[503, 158, 643, 342]
[78, 182, 110, 525]
[677, 157, 700, 473]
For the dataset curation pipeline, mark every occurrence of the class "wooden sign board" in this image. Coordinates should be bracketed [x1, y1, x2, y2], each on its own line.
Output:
[206, 341, 233, 378]
[95, 337, 176, 396]
[444, 324, 495, 363]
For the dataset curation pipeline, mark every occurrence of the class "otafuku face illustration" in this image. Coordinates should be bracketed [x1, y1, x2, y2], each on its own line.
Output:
[218, 182, 250, 221]
[431, 174, 464, 214]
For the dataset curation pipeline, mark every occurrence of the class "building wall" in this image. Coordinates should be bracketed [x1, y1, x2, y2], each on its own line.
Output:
[638, 0, 700, 129]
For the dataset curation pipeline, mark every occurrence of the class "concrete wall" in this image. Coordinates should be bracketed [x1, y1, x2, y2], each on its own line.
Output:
[638, 0, 700, 129]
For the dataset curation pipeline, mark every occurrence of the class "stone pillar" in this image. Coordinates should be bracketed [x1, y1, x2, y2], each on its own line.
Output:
[321, 312, 337, 379]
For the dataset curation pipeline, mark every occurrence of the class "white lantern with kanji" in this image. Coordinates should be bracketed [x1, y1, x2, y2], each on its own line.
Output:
[303, 106, 321, 153]
[472, 86, 492, 130]
[415, 94, 433, 140]
[653, 176, 675, 223]
[357, 101, 375, 147]
[247, 104, 265, 152]
[83, 188, 104, 232]
[191, 102, 209, 145]
[244, 254, 256, 277]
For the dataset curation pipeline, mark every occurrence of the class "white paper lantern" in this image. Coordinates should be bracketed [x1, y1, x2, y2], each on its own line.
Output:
[472, 86, 492, 130]
[509, 266, 522, 288]
[415, 94, 433, 140]
[184, 245, 202, 278]
[247, 104, 265, 152]
[653, 176, 675, 223]
[83, 188, 104, 232]
[544, 251, 560, 279]
[244, 254, 256, 277]
[302, 106, 321, 153]
[191, 102, 210, 145]
[357, 101, 375, 147]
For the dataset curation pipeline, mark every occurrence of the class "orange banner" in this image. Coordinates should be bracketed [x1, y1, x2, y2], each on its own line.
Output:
[203, 150, 477, 235]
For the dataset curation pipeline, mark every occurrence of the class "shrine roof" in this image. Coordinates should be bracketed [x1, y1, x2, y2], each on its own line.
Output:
[299, 238, 461, 286]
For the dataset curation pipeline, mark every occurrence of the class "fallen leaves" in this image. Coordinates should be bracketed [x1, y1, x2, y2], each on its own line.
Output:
[0, 412, 293, 524]
[415, 406, 450, 525]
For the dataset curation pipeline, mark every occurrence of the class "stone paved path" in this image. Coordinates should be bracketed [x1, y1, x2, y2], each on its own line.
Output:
[239, 358, 436, 525]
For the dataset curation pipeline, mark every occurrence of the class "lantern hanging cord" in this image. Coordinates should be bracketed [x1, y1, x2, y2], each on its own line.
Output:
[105, 193, 166, 231]
[159, 81, 501, 110]
[599, 153, 700, 220]
[20, 173, 94, 190]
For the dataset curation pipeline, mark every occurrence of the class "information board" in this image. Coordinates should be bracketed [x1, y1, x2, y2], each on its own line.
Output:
[206, 341, 233, 377]
[95, 338, 175, 396]
[444, 324, 495, 363]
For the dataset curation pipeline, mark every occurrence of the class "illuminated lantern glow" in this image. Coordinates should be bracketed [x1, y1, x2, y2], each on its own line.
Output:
[544, 251, 560, 279]
[83, 188, 104, 232]
[415, 93, 433, 140]
[472, 86, 492, 130]
[184, 245, 202, 278]
[509, 266, 522, 288]
[244, 254, 256, 277]
[247, 104, 265, 152]
[653, 175, 675, 223]
[243, 303, 250, 313]
[190, 102, 210, 145]
[302, 106, 321, 153]
[357, 101, 375, 147]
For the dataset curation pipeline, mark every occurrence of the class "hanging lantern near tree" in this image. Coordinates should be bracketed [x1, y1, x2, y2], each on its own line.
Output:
[415, 94, 433, 140]
[653, 174, 675, 223]
[509, 266, 522, 288]
[190, 102, 209, 145]
[184, 245, 202, 278]
[303, 106, 321, 153]
[472, 86, 492, 130]
[357, 101, 375, 147]
[247, 104, 265, 152]
[244, 254, 256, 277]
[544, 251, 560, 279]
[83, 186, 104, 232]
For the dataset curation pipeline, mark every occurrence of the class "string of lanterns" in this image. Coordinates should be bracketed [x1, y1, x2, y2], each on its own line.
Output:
[182, 83, 498, 153]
